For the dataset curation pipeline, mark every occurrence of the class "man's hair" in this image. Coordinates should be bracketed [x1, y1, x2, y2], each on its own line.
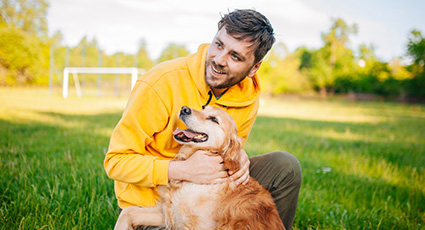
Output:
[218, 9, 276, 64]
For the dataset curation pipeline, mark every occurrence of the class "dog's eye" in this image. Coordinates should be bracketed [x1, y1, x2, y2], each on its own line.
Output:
[208, 116, 219, 124]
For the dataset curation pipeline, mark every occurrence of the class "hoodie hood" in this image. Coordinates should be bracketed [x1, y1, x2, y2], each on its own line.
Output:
[186, 44, 261, 108]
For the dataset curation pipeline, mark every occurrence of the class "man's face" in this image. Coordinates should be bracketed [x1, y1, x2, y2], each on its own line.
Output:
[205, 28, 262, 94]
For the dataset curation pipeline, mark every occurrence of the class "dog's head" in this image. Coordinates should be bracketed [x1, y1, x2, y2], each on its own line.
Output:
[173, 106, 243, 171]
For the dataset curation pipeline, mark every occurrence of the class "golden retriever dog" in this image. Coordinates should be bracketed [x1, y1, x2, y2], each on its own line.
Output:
[115, 106, 285, 230]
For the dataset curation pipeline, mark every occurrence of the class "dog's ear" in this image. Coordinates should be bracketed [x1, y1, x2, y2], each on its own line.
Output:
[222, 132, 243, 172]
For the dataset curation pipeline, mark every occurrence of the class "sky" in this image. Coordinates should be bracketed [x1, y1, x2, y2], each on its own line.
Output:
[47, 0, 425, 62]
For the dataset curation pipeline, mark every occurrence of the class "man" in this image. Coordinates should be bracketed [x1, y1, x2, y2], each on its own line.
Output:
[105, 9, 302, 230]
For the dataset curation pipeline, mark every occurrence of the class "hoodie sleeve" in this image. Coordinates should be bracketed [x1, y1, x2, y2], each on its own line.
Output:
[104, 80, 170, 187]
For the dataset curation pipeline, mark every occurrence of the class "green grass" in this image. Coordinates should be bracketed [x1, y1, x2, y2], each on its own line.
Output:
[1, 88, 424, 229]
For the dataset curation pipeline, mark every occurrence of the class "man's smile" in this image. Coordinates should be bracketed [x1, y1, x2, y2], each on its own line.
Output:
[211, 63, 227, 75]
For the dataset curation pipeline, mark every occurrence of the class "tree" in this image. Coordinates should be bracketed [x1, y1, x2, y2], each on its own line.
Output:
[67, 36, 101, 68]
[157, 44, 189, 63]
[308, 18, 358, 97]
[0, 26, 45, 85]
[135, 39, 153, 70]
[333, 44, 407, 97]
[406, 30, 425, 97]
[388, 58, 410, 81]
[0, 0, 49, 37]
[259, 43, 312, 95]
[0, 0, 50, 85]
[356, 44, 388, 81]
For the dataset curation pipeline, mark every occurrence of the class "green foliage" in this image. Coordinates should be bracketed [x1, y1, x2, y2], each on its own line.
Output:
[407, 30, 425, 66]
[0, 0, 423, 100]
[310, 18, 358, 94]
[0, 0, 50, 86]
[0, 26, 47, 85]
[156, 43, 189, 63]
[259, 43, 311, 94]
[68, 36, 101, 68]
[258, 19, 423, 100]
[334, 45, 402, 96]
[405, 30, 425, 97]
[0, 0, 49, 37]
[135, 39, 154, 69]
[388, 58, 411, 81]
[307, 49, 334, 89]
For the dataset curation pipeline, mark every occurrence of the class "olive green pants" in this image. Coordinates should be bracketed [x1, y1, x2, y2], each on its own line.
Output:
[127, 151, 302, 230]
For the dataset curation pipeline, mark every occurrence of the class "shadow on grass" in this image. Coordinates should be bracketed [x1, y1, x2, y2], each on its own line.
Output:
[248, 115, 425, 169]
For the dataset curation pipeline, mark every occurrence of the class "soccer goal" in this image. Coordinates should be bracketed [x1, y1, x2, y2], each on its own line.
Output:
[62, 67, 145, 98]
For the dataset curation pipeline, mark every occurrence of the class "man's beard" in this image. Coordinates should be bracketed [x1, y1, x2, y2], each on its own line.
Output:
[204, 59, 250, 90]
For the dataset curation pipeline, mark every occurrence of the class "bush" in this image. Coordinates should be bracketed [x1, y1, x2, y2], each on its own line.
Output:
[0, 26, 47, 86]
[334, 75, 403, 97]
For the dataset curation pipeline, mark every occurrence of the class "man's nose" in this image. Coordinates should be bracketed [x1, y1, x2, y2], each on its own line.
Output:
[213, 51, 226, 67]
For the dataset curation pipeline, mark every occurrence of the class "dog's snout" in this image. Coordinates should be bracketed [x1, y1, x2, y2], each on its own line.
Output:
[180, 106, 192, 116]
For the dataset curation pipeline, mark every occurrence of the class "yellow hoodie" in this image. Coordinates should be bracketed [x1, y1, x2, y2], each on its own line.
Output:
[104, 44, 261, 208]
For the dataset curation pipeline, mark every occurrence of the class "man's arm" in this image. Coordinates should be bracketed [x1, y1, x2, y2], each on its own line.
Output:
[104, 81, 171, 187]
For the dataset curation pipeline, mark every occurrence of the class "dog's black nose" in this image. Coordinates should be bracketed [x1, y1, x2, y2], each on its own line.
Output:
[180, 106, 191, 116]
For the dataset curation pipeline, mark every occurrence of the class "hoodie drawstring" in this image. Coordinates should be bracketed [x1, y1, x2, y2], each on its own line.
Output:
[202, 91, 213, 109]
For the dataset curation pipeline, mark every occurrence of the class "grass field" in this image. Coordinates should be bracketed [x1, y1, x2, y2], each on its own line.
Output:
[0, 87, 424, 229]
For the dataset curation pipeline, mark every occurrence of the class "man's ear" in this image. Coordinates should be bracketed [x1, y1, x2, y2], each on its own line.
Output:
[247, 60, 262, 78]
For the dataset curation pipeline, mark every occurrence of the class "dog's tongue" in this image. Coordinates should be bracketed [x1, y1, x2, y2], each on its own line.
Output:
[173, 128, 200, 138]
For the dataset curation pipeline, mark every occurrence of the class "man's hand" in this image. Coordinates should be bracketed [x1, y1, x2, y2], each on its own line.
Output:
[228, 149, 250, 186]
[168, 150, 228, 184]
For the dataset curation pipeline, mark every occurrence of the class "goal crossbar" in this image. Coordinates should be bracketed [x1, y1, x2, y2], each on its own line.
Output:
[62, 67, 145, 98]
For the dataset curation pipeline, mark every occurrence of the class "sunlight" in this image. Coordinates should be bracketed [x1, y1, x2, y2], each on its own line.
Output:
[258, 98, 384, 124]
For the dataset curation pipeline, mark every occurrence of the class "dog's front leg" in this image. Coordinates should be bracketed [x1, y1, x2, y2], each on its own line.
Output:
[114, 206, 165, 230]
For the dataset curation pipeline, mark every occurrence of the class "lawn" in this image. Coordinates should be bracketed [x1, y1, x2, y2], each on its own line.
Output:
[0, 88, 424, 229]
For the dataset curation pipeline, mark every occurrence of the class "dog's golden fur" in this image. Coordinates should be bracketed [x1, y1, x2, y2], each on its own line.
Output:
[115, 106, 285, 230]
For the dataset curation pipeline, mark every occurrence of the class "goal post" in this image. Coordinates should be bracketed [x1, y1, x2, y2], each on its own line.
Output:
[62, 67, 145, 98]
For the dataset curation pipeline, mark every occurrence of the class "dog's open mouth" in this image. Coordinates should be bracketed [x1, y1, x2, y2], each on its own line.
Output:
[173, 128, 208, 143]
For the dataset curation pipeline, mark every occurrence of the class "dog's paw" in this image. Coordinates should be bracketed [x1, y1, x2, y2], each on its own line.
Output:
[114, 209, 133, 230]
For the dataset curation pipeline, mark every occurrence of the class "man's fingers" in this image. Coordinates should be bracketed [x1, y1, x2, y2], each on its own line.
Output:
[228, 157, 250, 185]
[229, 158, 249, 177]
[207, 171, 228, 184]
[239, 172, 250, 185]
[235, 170, 250, 185]
[182, 150, 228, 184]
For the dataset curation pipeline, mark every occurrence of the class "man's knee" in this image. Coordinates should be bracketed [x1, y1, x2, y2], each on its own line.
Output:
[250, 151, 302, 189]
[269, 151, 302, 185]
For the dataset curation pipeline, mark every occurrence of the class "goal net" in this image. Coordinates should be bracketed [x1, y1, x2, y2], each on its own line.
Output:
[62, 67, 145, 98]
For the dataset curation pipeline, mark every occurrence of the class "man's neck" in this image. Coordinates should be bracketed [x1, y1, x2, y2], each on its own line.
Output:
[211, 88, 226, 98]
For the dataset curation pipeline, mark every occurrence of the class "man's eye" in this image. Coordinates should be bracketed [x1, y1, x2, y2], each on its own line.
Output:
[208, 116, 219, 124]
[215, 42, 222, 48]
[232, 54, 241, 61]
